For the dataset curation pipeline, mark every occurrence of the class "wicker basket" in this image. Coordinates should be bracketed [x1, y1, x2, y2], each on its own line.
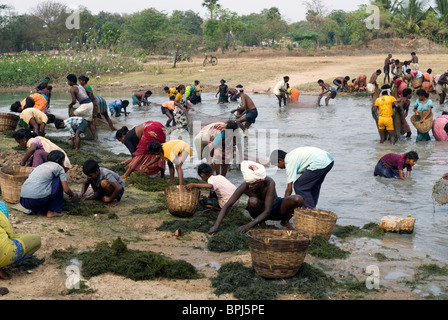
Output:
[294, 208, 338, 240]
[411, 111, 433, 133]
[0, 166, 33, 204]
[247, 229, 310, 279]
[165, 185, 200, 218]
[0, 113, 20, 132]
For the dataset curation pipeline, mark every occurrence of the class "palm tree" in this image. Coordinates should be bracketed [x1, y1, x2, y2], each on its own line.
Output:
[434, 0, 448, 22]
[395, 0, 429, 34]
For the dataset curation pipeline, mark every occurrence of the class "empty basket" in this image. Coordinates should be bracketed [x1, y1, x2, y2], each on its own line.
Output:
[247, 229, 310, 279]
[0, 113, 20, 132]
[0, 166, 33, 204]
[165, 185, 200, 218]
[294, 208, 338, 240]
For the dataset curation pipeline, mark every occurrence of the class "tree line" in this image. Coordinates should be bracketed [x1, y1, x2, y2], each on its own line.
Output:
[1, 0, 448, 55]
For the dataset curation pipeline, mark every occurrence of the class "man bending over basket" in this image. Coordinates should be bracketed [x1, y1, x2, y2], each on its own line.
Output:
[207, 161, 303, 235]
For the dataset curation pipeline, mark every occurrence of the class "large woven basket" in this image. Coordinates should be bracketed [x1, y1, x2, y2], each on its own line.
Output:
[0, 113, 20, 132]
[294, 208, 338, 240]
[433, 178, 448, 205]
[411, 111, 433, 133]
[165, 185, 200, 218]
[0, 166, 33, 204]
[247, 229, 310, 279]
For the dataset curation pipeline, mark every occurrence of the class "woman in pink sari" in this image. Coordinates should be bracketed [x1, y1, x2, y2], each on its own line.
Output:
[116, 121, 166, 180]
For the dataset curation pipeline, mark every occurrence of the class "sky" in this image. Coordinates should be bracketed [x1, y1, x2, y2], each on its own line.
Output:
[4, 0, 372, 23]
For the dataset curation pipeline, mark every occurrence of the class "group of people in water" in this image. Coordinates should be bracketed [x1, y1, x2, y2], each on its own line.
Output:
[2, 52, 448, 282]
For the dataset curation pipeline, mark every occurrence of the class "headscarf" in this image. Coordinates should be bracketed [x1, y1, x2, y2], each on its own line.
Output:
[412, 71, 422, 78]
[0, 201, 9, 219]
[241, 161, 266, 184]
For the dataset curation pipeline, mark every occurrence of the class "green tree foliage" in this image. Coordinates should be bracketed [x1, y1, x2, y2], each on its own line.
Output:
[2, 0, 448, 55]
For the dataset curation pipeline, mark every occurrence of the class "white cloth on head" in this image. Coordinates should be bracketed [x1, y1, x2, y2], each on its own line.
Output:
[241, 161, 266, 184]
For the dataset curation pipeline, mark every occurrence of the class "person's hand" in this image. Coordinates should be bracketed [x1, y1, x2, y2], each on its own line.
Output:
[208, 226, 219, 235]
[237, 225, 250, 234]
[185, 184, 195, 190]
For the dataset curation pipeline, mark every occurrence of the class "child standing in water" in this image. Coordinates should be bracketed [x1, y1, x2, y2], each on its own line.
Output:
[374, 151, 419, 181]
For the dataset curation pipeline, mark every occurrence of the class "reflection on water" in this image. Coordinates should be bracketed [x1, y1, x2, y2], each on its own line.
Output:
[1, 89, 448, 263]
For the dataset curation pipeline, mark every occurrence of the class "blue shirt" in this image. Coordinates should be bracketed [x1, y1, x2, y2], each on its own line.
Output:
[414, 99, 433, 112]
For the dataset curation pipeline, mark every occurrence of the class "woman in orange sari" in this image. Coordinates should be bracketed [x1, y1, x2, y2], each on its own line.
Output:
[422, 69, 435, 94]
[116, 121, 166, 180]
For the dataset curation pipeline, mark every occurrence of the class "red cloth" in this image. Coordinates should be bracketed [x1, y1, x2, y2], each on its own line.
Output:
[130, 121, 166, 176]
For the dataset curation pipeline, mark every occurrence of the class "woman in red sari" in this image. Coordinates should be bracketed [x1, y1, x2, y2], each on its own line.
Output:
[116, 121, 166, 180]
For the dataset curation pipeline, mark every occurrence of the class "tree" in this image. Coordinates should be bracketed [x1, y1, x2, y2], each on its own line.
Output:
[202, 0, 221, 19]
[123, 9, 169, 51]
[395, 0, 429, 35]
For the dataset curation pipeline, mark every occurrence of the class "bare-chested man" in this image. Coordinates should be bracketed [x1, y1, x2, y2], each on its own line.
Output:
[230, 85, 258, 129]
[317, 80, 337, 106]
[395, 88, 413, 138]
[436, 71, 448, 104]
[368, 70, 382, 101]
[411, 52, 419, 71]
[384, 54, 392, 84]
[207, 161, 303, 235]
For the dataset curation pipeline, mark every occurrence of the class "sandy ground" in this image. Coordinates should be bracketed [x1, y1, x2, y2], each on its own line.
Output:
[1, 47, 448, 303]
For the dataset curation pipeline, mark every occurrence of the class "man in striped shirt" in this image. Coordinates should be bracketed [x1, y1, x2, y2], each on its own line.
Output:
[54, 117, 88, 151]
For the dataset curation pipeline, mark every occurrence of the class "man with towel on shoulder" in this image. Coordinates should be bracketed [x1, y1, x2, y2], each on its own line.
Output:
[207, 161, 303, 235]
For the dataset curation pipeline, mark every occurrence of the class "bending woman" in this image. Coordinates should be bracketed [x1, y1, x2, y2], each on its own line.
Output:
[1, 202, 41, 280]
[13, 129, 71, 170]
[116, 122, 166, 180]
[20, 151, 75, 218]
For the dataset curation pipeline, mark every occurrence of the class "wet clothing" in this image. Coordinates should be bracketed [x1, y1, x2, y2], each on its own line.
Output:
[244, 108, 258, 124]
[414, 99, 433, 141]
[218, 84, 229, 104]
[374, 153, 412, 179]
[375, 95, 396, 131]
[109, 100, 127, 117]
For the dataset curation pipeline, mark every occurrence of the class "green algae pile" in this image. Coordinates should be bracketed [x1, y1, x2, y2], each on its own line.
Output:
[207, 230, 249, 252]
[308, 235, 351, 259]
[211, 262, 336, 300]
[126, 171, 203, 192]
[62, 201, 110, 217]
[51, 237, 201, 281]
[333, 223, 384, 239]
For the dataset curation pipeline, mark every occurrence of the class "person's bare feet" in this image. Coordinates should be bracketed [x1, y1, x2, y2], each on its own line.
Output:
[281, 220, 294, 230]
[106, 200, 120, 208]
[0, 269, 12, 280]
[47, 211, 64, 218]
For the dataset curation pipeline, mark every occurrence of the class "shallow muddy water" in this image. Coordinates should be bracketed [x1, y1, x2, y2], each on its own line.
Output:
[1, 89, 448, 265]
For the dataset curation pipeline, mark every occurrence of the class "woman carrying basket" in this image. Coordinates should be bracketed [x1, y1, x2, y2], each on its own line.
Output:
[412, 89, 433, 142]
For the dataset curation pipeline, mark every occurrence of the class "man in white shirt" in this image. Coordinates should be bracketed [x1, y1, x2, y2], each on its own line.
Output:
[273, 76, 290, 107]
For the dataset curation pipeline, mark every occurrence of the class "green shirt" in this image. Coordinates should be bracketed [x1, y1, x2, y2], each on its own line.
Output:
[285, 147, 334, 183]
